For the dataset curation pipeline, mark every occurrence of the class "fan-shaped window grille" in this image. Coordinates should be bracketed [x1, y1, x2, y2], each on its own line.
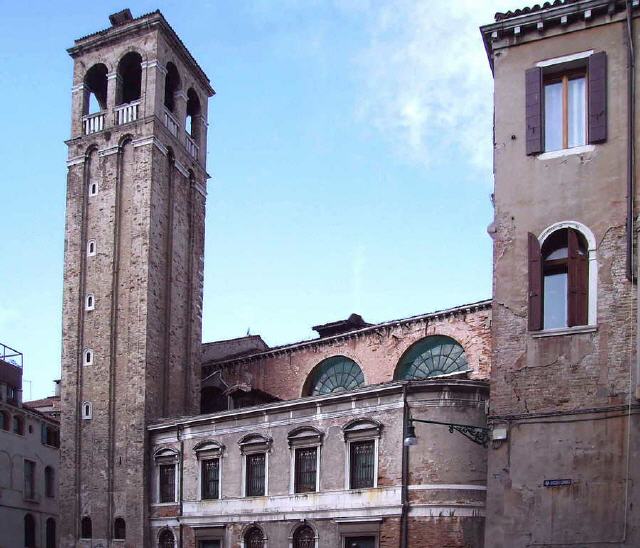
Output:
[159, 529, 175, 548]
[307, 356, 364, 396]
[293, 525, 316, 548]
[395, 336, 469, 380]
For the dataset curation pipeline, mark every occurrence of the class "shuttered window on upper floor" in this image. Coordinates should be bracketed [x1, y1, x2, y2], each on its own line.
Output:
[526, 51, 607, 155]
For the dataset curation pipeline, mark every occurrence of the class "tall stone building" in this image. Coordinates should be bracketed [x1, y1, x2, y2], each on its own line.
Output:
[481, 1, 640, 546]
[59, 9, 213, 547]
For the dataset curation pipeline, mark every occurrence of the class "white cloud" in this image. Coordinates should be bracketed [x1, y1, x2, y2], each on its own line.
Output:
[348, 0, 524, 171]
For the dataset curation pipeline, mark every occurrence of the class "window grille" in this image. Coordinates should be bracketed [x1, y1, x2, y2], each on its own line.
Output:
[295, 447, 317, 493]
[350, 440, 375, 489]
[159, 464, 176, 503]
[245, 453, 266, 496]
[201, 458, 220, 499]
[244, 527, 264, 548]
[308, 356, 364, 395]
[396, 336, 468, 380]
[159, 529, 175, 548]
[293, 525, 315, 548]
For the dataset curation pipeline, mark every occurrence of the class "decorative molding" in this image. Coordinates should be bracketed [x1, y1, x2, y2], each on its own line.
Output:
[142, 60, 166, 74]
[175, 90, 188, 102]
[66, 155, 85, 167]
[536, 50, 594, 68]
[71, 84, 85, 93]
[106, 72, 119, 81]
[174, 160, 189, 178]
[132, 136, 168, 156]
[194, 182, 207, 197]
[98, 145, 120, 157]
[408, 484, 487, 491]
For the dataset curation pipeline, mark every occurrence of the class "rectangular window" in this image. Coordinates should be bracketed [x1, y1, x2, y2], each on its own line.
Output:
[41, 424, 60, 448]
[201, 458, 220, 500]
[159, 464, 176, 503]
[24, 460, 35, 499]
[544, 71, 586, 152]
[345, 536, 376, 548]
[349, 440, 375, 489]
[294, 447, 317, 493]
[245, 453, 266, 497]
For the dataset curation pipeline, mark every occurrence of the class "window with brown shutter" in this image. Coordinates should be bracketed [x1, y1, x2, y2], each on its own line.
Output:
[588, 51, 607, 143]
[526, 51, 607, 155]
[528, 233, 543, 330]
[529, 228, 589, 330]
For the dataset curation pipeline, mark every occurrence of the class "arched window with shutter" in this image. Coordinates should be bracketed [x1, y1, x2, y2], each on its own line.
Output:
[529, 222, 595, 330]
[24, 514, 36, 548]
[114, 517, 126, 540]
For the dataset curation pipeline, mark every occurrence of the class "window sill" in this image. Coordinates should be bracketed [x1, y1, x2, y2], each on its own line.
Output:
[151, 502, 178, 507]
[537, 144, 595, 160]
[531, 325, 597, 338]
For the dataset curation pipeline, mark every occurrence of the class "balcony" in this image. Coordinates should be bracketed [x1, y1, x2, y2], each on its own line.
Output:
[164, 108, 179, 138]
[114, 100, 140, 126]
[82, 112, 105, 135]
[185, 133, 199, 160]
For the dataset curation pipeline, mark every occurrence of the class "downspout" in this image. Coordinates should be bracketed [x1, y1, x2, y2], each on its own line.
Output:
[627, 0, 636, 283]
[178, 424, 185, 548]
[400, 385, 409, 548]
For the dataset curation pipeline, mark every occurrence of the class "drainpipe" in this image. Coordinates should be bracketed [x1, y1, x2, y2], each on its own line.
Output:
[178, 424, 185, 548]
[627, 0, 636, 283]
[400, 385, 409, 548]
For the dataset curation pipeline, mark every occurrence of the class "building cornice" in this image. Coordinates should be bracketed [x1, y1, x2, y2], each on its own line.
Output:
[148, 379, 489, 432]
[480, 0, 636, 71]
[203, 299, 491, 369]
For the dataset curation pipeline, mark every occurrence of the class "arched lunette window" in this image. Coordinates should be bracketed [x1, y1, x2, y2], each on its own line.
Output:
[528, 227, 589, 330]
[293, 525, 316, 548]
[83, 63, 108, 115]
[117, 52, 142, 105]
[81, 516, 92, 539]
[394, 336, 468, 380]
[164, 62, 181, 113]
[305, 356, 364, 396]
[159, 529, 175, 548]
[244, 526, 265, 548]
[114, 517, 126, 540]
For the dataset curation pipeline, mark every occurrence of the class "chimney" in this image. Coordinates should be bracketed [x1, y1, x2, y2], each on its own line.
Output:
[54, 379, 61, 397]
[109, 9, 133, 27]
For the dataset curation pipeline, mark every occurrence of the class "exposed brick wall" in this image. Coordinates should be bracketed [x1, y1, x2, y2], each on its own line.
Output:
[209, 306, 492, 402]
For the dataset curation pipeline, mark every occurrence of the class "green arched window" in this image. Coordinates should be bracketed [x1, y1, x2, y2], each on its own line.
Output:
[307, 356, 364, 396]
[395, 336, 468, 380]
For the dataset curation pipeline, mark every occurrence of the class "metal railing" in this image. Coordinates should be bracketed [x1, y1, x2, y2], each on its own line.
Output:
[0, 342, 23, 368]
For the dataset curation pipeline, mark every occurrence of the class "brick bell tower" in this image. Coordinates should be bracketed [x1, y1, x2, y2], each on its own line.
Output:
[59, 9, 213, 547]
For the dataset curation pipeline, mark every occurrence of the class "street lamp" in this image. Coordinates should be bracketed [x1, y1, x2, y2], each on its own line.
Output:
[404, 417, 490, 447]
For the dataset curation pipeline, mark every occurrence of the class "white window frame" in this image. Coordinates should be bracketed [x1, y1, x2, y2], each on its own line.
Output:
[85, 293, 95, 311]
[83, 349, 93, 366]
[287, 426, 324, 495]
[240, 524, 268, 548]
[81, 401, 92, 420]
[194, 441, 225, 501]
[538, 220, 598, 327]
[342, 419, 382, 491]
[88, 181, 98, 196]
[87, 240, 96, 257]
[153, 448, 180, 505]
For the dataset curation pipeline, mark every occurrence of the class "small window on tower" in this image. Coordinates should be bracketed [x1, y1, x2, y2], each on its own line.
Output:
[85, 294, 95, 311]
[89, 182, 98, 196]
[83, 349, 93, 366]
[81, 401, 92, 420]
[87, 240, 96, 257]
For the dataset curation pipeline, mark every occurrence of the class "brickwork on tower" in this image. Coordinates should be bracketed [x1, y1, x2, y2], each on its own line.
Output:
[59, 10, 213, 547]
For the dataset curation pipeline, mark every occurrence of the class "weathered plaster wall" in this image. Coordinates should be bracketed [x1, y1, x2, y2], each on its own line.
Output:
[149, 381, 488, 548]
[485, 12, 640, 548]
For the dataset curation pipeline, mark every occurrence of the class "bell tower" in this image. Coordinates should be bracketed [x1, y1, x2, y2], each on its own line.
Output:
[59, 9, 213, 547]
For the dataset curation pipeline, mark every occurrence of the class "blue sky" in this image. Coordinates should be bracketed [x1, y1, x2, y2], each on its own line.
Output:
[0, 0, 522, 399]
